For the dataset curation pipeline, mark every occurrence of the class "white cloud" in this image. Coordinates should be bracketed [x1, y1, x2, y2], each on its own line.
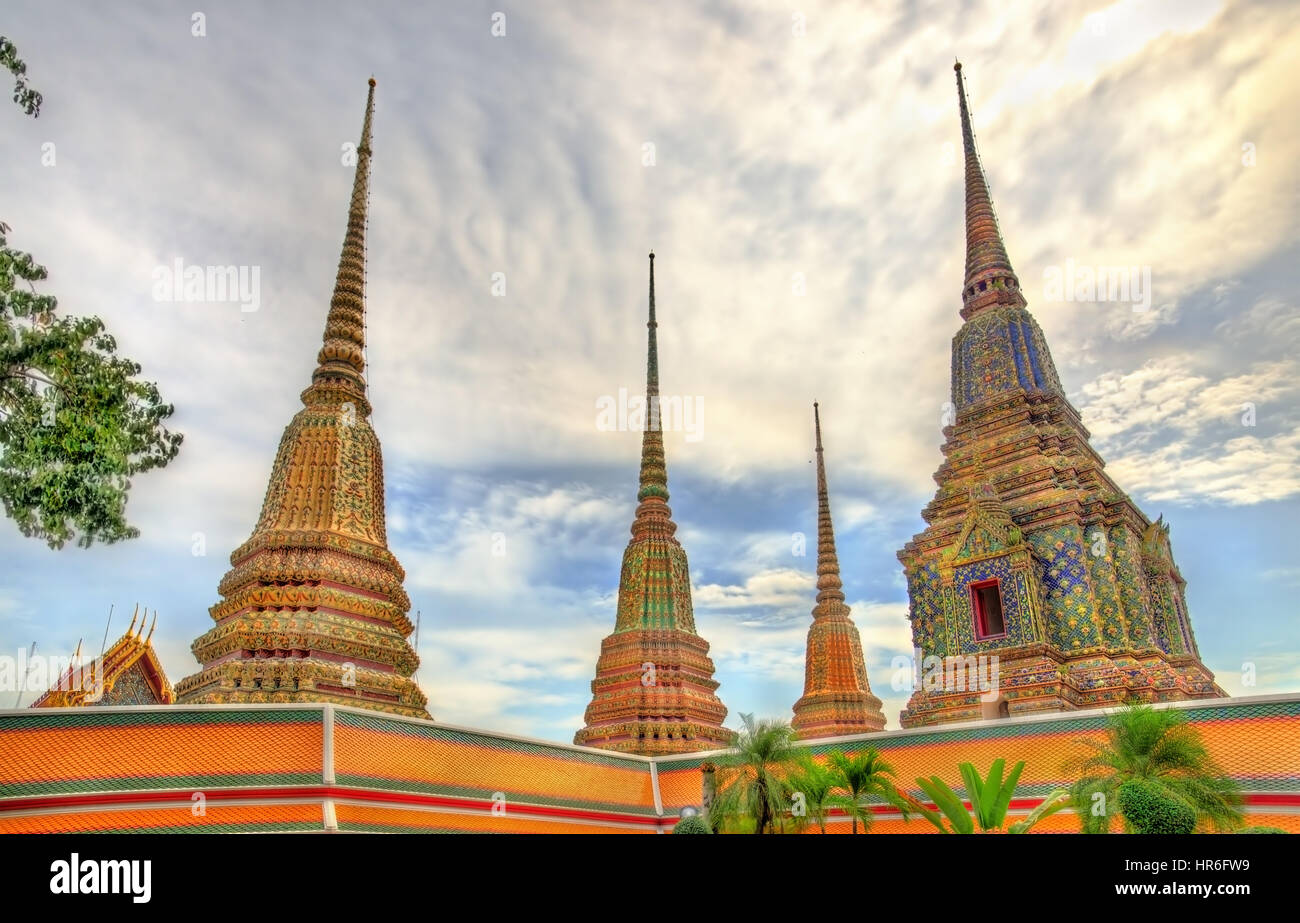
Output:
[1077, 355, 1300, 504]
[694, 568, 812, 611]
[1104, 430, 1300, 505]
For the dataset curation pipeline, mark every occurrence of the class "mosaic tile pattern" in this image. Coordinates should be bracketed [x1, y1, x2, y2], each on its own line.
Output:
[1030, 525, 1100, 652]
[896, 65, 1220, 725]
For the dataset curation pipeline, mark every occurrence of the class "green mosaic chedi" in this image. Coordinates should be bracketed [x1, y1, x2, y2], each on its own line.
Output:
[575, 254, 729, 755]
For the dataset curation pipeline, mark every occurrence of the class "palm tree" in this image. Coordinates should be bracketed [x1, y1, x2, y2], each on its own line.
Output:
[709, 713, 801, 834]
[786, 753, 837, 834]
[827, 748, 904, 834]
[1068, 703, 1244, 833]
[910, 759, 1069, 833]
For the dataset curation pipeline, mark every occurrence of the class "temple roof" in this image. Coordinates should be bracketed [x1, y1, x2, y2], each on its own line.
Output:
[31, 607, 174, 708]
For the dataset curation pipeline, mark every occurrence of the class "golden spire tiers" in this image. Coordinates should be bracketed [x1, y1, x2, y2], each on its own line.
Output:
[792, 404, 886, 737]
[176, 79, 428, 717]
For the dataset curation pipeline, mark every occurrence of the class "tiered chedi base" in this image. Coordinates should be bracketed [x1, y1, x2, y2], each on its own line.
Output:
[898, 387, 1222, 728]
[792, 615, 886, 738]
[176, 386, 428, 719]
[576, 627, 730, 754]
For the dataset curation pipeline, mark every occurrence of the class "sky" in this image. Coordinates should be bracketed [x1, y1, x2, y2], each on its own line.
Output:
[1, 0, 1297, 741]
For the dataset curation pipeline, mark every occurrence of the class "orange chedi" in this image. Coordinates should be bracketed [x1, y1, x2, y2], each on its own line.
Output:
[792, 403, 886, 737]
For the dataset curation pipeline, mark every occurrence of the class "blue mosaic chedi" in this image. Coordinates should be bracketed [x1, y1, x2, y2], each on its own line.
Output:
[952, 305, 1064, 409]
[895, 64, 1222, 728]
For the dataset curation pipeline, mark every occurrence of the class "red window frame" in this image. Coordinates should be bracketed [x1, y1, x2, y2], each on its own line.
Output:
[970, 579, 1007, 640]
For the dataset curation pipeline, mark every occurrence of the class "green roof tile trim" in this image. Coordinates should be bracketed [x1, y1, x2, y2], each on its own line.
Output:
[0, 708, 323, 731]
[1, 772, 324, 799]
[337, 822, 478, 833]
[94, 822, 323, 834]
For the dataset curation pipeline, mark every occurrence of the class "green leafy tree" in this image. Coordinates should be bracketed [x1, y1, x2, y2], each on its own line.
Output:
[1, 36, 182, 548]
[709, 713, 800, 835]
[909, 759, 1069, 834]
[1067, 703, 1243, 833]
[827, 748, 908, 834]
[1, 37, 42, 116]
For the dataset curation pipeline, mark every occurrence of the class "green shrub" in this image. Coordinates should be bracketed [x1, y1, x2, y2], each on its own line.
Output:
[672, 815, 713, 835]
[1118, 779, 1196, 834]
[1236, 826, 1287, 834]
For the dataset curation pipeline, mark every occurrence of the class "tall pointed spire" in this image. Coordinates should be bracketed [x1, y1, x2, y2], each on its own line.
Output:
[576, 254, 728, 755]
[633, 251, 675, 542]
[813, 402, 845, 608]
[946, 63, 1063, 409]
[177, 79, 428, 718]
[793, 403, 885, 738]
[955, 61, 1025, 319]
[311, 77, 375, 404]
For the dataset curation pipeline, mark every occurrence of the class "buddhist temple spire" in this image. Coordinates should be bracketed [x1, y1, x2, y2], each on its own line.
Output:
[575, 253, 728, 755]
[177, 78, 428, 719]
[896, 64, 1222, 728]
[954, 61, 1025, 318]
[312, 77, 376, 398]
[793, 404, 886, 737]
[632, 251, 675, 542]
[813, 402, 845, 608]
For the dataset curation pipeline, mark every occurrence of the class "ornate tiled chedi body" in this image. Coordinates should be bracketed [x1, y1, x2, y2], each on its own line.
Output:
[176, 80, 428, 718]
[896, 65, 1222, 727]
[575, 254, 729, 754]
[792, 404, 886, 737]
